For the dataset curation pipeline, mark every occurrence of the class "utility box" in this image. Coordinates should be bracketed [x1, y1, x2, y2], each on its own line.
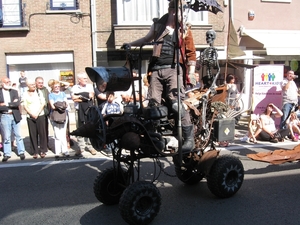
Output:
[213, 118, 235, 142]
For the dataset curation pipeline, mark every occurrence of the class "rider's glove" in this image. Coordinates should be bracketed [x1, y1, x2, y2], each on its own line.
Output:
[189, 72, 197, 86]
[121, 43, 131, 50]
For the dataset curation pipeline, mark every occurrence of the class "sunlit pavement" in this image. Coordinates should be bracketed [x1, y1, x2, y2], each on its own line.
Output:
[1, 115, 298, 166]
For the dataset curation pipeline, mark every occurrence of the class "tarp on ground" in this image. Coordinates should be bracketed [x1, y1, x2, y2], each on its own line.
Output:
[247, 144, 300, 164]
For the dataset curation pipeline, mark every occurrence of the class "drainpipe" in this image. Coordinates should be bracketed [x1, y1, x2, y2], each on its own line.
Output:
[229, 0, 233, 21]
[91, 0, 97, 67]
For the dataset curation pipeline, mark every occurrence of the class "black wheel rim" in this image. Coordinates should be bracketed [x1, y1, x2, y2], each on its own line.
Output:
[135, 196, 153, 216]
[225, 170, 238, 187]
[106, 180, 123, 197]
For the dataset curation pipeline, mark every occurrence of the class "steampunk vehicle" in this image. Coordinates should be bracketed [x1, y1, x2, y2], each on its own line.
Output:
[70, 1, 244, 224]
[71, 41, 244, 224]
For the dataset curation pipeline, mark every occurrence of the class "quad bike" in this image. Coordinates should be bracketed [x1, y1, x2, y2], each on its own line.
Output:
[71, 44, 244, 225]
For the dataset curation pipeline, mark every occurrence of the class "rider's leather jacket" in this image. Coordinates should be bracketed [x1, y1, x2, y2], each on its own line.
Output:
[151, 13, 196, 68]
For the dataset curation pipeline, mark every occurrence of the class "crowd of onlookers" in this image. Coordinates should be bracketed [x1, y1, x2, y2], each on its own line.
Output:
[0, 71, 149, 162]
[241, 70, 300, 144]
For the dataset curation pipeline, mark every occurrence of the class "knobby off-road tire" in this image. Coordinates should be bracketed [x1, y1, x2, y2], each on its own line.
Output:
[93, 168, 126, 205]
[207, 155, 244, 198]
[119, 181, 161, 225]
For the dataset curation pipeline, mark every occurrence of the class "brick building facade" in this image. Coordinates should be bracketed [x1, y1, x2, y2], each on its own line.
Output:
[0, 0, 92, 86]
[96, 0, 225, 67]
[0, 0, 225, 86]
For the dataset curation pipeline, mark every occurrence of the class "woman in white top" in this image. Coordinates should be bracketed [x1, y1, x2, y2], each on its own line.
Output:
[49, 80, 70, 158]
[259, 103, 289, 143]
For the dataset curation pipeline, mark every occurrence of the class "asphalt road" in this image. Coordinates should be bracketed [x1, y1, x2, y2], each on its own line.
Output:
[0, 141, 300, 225]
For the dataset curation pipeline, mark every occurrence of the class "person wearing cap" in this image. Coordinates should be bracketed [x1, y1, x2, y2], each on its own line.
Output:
[122, 0, 197, 154]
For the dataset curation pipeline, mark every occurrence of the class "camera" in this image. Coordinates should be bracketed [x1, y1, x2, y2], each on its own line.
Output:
[293, 75, 299, 79]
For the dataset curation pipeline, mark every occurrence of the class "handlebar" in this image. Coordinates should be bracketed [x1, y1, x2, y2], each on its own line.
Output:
[121, 41, 164, 50]
[121, 44, 131, 50]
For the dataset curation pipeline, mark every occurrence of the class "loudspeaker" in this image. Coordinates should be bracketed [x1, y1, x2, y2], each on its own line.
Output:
[85, 66, 132, 92]
[213, 118, 235, 142]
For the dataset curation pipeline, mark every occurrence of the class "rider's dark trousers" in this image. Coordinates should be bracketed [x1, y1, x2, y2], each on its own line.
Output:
[148, 66, 191, 126]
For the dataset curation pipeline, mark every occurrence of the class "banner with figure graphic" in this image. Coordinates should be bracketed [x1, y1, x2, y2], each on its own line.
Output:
[253, 65, 284, 125]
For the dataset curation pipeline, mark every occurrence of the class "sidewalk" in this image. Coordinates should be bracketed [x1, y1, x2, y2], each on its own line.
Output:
[1, 114, 298, 163]
[1, 112, 108, 163]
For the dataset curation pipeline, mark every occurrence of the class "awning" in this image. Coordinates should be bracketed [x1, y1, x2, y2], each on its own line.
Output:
[227, 19, 245, 58]
[217, 50, 263, 60]
[242, 30, 300, 55]
[219, 62, 258, 69]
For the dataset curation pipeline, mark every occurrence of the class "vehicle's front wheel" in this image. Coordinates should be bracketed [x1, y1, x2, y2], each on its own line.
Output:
[119, 181, 161, 225]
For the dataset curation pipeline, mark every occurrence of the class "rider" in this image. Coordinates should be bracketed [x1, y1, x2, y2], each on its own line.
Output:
[123, 0, 197, 154]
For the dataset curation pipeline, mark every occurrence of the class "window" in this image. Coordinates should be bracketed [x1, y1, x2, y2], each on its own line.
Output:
[0, 0, 23, 27]
[117, 0, 207, 25]
[50, 0, 79, 10]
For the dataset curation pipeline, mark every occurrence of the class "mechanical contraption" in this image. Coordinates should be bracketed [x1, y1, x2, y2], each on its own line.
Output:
[70, 1, 245, 225]
[71, 45, 244, 225]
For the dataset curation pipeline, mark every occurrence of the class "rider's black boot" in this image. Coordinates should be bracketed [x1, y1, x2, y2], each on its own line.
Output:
[182, 125, 195, 154]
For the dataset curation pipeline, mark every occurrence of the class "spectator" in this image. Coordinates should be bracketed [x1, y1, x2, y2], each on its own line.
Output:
[248, 114, 262, 143]
[19, 71, 27, 100]
[0, 77, 26, 162]
[280, 70, 298, 129]
[120, 71, 141, 107]
[296, 89, 300, 119]
[101, 91, 121, 116]
[186, 72, 201, 98]
[218, 74, 240, 147]
[10, 83, 18, 147]
[12, 83, 17, 90]
[286, 111, 300, 142]
[101, 91, 121, 155]
[142, 75, 150, 107]
[48, 79, 73, 149]
[71, 72, 97, 156]
[23, 79, 47, 159]
[123, 0, 197, 154]
[259, 103, 289, 143]
[94, 87, 106, 108]
[49, 80, 70, 158]
[226, 74, 240, 124]
[35, 76, 51, 150]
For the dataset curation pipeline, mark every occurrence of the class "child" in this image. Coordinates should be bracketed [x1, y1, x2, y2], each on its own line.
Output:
[248, 114, 262, 143]
[287, 112, 300, 142]
[101, 91, 121, 155]
[101, 91, 121, 116]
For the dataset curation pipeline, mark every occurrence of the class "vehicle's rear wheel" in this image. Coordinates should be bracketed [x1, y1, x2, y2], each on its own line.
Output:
[93, 167, 127, 205]
[207, 155, 244, 198]
[175, 165, 204, 185]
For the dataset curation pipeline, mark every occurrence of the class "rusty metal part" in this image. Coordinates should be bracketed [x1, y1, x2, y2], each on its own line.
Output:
[196, 150, 219, 174]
